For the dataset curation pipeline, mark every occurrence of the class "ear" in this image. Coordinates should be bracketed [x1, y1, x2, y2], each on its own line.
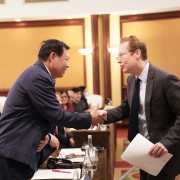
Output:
[134, 49, 141, 58]
[49, 52, 56, 62]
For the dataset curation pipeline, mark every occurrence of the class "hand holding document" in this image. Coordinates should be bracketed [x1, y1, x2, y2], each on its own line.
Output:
[121, 133, 173, 176]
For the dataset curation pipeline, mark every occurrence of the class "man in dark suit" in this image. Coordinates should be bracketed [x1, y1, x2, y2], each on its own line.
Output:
[0, 39, 104, 180]
[103, 36, 180, 180]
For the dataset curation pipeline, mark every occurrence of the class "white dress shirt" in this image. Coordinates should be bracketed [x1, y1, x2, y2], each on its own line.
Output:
[138, 62, 149, 139]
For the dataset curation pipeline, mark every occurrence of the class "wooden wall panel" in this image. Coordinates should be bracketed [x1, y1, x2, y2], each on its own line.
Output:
[120, 11, 180, 88]
[0, 19, 85, 93]
[91, 15, 100, 94]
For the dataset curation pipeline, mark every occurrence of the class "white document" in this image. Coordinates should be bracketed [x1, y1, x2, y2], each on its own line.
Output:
[60, 148, 85, 156]
[32, 168, 81, 179]
[70, 126, 98, 131]
[121, 133, 173, 176]
[59, 148, 85, 162]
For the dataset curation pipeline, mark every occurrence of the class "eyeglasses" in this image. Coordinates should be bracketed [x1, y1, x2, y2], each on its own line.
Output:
[116, 51, 132, 60]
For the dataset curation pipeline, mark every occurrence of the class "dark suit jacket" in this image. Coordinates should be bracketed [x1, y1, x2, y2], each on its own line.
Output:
[0, 60, 91, 170]
[107, 63, 180, 176]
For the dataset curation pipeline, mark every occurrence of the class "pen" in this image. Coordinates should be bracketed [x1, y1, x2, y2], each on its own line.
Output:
[52, 169, 71, 173]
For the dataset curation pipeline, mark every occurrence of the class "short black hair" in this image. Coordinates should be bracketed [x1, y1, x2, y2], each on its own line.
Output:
[79, 86, 86, 92]
[38, 39, 70, 61]
[72, 88, 81, 93]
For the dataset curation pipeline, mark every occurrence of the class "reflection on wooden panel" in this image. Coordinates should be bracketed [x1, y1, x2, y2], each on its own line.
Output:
[0, 19, 85, 89]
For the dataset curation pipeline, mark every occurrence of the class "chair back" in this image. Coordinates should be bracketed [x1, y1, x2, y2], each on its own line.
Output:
[86, 94, 103, 109]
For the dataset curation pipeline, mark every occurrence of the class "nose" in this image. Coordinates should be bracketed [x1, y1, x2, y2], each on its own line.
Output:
[116, 57, 121, 63]
[66, 61, 69, 68]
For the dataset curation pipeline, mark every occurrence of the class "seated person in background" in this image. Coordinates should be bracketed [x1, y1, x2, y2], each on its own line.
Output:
[67, 89, 74, 103]
[78, 86, 91, 111]
[72, 87, 86, 112]
[56, 90, 74, 111]
[72, 87, 92, 112]
[55, 90, 74, 148]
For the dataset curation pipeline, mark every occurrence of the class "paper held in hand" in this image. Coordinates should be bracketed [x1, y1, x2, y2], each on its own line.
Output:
[121, 133, 173, 176]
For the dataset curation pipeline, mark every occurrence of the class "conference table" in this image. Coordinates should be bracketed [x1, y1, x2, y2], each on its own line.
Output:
[39, 148, 107, 180]
[38, 123, 116, 180]
[72, 123, 116, 180]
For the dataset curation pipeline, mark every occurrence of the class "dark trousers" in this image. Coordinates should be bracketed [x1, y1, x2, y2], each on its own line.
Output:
[0, 156, 35, 180]
[140, 169, 175, 180]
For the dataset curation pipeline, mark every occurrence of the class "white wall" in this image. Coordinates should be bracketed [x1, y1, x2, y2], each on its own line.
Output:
[0, 0, 180, 21]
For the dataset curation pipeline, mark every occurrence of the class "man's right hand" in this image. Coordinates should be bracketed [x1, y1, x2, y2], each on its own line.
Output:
[37, 135, 49, 152]
[48, 134, 60, 150]
[90, 105, 107, 126]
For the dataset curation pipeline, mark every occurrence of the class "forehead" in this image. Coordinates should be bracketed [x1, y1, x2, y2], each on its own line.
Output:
[60, 92, 67, 96]
[74, 92, 81, 96]
[61, 48, 70, 58]
[119, 42, 129, 52]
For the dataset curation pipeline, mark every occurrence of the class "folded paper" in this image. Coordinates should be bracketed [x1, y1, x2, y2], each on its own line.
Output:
[121, 133, 173, 176]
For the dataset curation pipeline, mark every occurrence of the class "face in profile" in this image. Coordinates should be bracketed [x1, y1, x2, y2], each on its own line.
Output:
[50, 48, 70, 79]
[118, 42, 137, 74]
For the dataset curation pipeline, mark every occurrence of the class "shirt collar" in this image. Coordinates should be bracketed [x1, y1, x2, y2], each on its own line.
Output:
[138, 61, 149, 83]
[44, 65, 52, 76]
[44, 64, 56, 84]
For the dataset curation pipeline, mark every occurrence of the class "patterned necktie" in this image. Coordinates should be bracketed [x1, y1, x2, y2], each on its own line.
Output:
[128, 78, 140, 141]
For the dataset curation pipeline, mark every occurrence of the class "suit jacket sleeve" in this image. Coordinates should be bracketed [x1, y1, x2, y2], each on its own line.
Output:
[105, 75, 133, 124]
[106, 96, 130, 124]
[26, 73, 91, 130]
[159, 74, 180, 149]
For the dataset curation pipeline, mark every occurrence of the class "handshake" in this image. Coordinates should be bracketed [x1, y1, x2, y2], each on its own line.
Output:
[90, 105, 108, 126]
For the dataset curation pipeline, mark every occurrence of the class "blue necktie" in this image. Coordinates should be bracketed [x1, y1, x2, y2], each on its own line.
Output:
[128, 78, 140, 141]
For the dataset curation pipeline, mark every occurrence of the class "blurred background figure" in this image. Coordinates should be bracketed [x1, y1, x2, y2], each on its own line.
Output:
[67, 89, 74, 103]
[78, 86, 88, 98]
[78, 86, 91, 111]
[72, 87, 84, 112]
[56, 90, 74, 111]
[72, 87, 91, 112]
[55, 90, 75, 148]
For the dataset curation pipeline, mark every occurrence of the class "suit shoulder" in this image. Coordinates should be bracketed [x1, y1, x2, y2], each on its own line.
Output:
[150, 64, 178, 80]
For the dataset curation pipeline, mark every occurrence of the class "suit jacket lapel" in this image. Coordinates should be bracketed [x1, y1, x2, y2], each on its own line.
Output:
[145, 64, 155, 123]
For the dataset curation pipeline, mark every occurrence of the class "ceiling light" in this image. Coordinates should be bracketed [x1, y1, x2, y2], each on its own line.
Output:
[108, 47, 119, 54]
[78, 48, 92, 55]
[15, 18, 22, 22]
